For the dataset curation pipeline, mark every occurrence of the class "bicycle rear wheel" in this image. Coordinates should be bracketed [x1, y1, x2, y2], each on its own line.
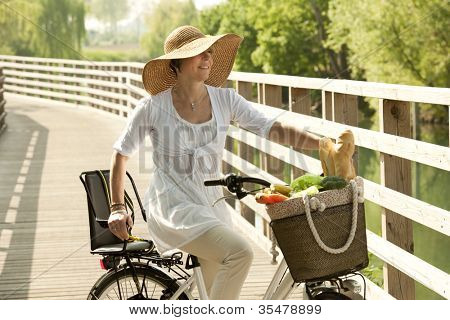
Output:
[87, 264, 190, 300]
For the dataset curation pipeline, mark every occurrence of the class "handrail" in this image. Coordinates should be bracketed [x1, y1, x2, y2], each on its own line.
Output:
[0, 54, 145, 68]
[1, 55, 449, 105]
[229, 71, 450, 105]
[233, 104, 450, 171]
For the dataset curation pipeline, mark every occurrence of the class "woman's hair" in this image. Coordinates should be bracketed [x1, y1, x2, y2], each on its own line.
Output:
[169, 59, 181, 76]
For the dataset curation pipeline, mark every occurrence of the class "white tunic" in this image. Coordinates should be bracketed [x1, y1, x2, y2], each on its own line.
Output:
[113, 85, 277, 254]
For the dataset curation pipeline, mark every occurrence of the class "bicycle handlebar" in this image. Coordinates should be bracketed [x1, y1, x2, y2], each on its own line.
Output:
[204, 173, 271, 200]
[204, 179, 225, 187]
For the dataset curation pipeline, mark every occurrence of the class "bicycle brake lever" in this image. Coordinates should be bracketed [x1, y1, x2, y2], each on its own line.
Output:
[211, 195, 238, 207]
[236, 189, 250, 200]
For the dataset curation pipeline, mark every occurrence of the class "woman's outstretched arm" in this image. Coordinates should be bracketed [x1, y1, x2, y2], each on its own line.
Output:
[267, 120, 320, 150]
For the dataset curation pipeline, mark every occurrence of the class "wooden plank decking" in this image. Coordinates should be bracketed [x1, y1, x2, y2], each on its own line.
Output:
[0, 95, 303, 300]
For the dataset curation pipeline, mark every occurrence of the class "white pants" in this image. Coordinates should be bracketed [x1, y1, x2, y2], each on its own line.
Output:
[179, 225, 254, 300]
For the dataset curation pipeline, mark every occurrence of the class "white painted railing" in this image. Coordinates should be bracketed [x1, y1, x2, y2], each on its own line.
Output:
[0, 55, 448, 300]
[0, 66, 6, 135]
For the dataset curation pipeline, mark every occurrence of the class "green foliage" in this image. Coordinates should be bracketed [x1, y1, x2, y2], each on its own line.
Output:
[0, 0, 86, 58]
[361, 252, 384, 287]
[249, 0, 326, 76]
[88, 0, 129, 36]
[140, 0, 198, 59]
[35, 0, 86, 58]
[199, 0, 349, 77]
[0, 0, 41, 56]
[199, 0, 262, 73]
[83, 47, 148, 62]
[327, 0, 449, 88]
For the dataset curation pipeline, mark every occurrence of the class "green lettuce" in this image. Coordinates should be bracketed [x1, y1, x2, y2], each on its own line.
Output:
[290, 174, 324, 192]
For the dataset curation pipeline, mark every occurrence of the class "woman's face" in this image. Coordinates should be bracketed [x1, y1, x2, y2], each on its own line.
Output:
[178, 48, 213, 82]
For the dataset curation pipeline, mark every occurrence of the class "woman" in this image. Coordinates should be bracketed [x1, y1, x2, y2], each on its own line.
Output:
[108, 25, 320, 300]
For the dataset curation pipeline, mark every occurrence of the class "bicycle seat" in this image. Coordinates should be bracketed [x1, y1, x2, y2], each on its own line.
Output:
[80, 170, 152, 255]
[91, 240, 155, 255]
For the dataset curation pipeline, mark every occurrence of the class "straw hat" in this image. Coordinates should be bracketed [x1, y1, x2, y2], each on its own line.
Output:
[142, 25, 243, 95]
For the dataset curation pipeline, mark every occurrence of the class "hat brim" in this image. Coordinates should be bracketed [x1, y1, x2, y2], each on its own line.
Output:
[142, 33, 243, 95]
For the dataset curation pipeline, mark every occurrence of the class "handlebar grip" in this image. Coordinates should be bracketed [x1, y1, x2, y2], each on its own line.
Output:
[204, 179, 225, 187]
[240, 177, 271, 187]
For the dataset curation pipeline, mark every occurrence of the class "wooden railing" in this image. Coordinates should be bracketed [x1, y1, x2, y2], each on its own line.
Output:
[0, 55, 448, 300]
[0, 66, 6, 135]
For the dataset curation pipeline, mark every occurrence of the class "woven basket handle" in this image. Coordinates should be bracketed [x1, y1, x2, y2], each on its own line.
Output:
[303, 179, 359, 255]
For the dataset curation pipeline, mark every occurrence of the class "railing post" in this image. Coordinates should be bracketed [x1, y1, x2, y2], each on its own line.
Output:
[124, 65, 131, 118]
[333, 93, 359, 174]
[261, 84, 284, 180]
[107, 65, 114, 113]
[0, 66, 6, 135]
[260, 84, 284, 241]
[321, 91, 332, 120]
[87, 64, 95, 109]
[379, 98, 415, 299]
[223, 80, 236, 209]
[236, 80, 255, 225]
[63, 62, 70, 103]
[290, 87, 311, 180]
[322, 91, 359, 174]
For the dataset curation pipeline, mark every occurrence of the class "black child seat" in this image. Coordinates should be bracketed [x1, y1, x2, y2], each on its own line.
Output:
[79, 170, 154, 255]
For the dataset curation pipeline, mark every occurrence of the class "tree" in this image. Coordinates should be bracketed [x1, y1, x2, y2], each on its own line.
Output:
[248, 0, 328, 76]
[0, 0, 86, 58]
[140, 0, 198, 59]
[0, 0, 41, 56]
[327, 0, 449, 88]
[88, 0, 129, 37]
[199, 0, 262, 73]
[35, 0, 86, 58]
[199, 0, 349, 77]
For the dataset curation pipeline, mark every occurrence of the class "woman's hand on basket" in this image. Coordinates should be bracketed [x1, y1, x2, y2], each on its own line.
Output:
[108, 211, 133, 241]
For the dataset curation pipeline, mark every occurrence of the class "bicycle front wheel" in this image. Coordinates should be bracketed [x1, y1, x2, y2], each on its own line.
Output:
[87, 264, 190, 300]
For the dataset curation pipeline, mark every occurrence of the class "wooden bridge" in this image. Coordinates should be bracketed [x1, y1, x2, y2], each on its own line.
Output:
[0, 55, 448, 300]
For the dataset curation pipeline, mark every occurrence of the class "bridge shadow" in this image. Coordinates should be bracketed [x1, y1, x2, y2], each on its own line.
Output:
[0, 109, 48, 299]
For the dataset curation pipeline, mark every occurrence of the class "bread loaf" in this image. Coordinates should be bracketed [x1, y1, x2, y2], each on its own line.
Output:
[319, 130, 356, 181]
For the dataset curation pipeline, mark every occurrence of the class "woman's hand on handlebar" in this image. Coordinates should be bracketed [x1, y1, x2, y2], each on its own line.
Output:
[108, 211, 133, 241]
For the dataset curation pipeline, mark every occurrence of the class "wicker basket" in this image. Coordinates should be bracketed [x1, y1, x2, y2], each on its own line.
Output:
[267, 177, 369, 282]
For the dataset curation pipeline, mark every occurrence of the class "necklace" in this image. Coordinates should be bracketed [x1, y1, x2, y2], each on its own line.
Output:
[173, 85, 207, 111]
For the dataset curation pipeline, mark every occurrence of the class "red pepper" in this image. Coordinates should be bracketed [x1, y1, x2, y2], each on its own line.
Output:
[255, 192, 288, 204]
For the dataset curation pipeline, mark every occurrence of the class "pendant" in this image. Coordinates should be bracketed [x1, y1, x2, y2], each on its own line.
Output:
[191, 103, 195, 111]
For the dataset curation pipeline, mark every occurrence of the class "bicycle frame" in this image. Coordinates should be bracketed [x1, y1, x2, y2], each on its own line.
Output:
[263, 258, 296, 299]
[169, 255, 209, 300]
[170, 265, 208, 300]
[167, 256, 296, 300]
[108, 249, 363, 300]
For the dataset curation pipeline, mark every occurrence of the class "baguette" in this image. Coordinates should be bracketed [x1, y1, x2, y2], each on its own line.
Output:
[319, 130, 356, 181]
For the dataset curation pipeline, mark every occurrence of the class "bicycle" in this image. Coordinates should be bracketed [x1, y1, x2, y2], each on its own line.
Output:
[79, 170, 366, 300]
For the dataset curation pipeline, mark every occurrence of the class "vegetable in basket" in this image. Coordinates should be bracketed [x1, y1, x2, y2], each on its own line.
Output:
[255, 192, 289, 204]
[290, 173, 323, 192]
[270, 184, 292, 196]
[290, 185, 320, 198]
[319, 176, 347, 190]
